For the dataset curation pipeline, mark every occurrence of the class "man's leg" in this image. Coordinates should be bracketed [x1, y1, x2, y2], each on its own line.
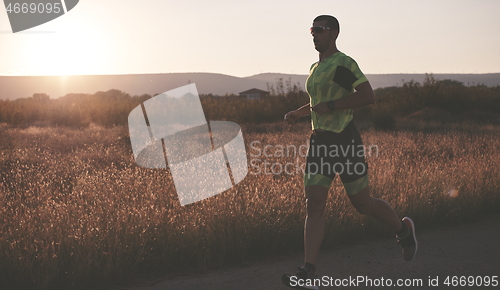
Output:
[304, 185, 329, 266]
[281, 185, 327, 289]
[347, 186, 418, 261]
[347, 186, 402, 231]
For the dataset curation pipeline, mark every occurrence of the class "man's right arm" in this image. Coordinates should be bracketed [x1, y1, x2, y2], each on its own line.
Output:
[284, 103, 311, 125]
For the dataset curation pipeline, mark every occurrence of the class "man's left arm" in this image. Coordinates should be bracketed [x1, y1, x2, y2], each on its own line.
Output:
[311, 81, 375, 115]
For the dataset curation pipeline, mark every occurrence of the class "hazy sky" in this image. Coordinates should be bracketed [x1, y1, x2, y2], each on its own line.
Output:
[1, 0, 499, 77]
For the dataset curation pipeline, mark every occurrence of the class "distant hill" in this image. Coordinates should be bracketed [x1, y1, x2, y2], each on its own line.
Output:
[1, 72, 499, 100]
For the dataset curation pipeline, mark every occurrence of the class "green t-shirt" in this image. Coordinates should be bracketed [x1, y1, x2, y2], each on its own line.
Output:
[306, 51, 368, 132]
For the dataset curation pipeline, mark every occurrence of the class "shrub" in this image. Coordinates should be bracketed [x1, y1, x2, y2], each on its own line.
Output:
[372, 110, 396, 131]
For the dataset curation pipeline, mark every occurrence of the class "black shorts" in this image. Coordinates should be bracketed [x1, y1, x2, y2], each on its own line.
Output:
[304, 121, 369, 195]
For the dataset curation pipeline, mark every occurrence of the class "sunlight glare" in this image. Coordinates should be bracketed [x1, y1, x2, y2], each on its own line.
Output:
[29, 22, 106, 76]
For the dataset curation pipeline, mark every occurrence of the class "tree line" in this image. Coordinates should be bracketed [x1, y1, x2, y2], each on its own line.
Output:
[0, 75, 498, 128]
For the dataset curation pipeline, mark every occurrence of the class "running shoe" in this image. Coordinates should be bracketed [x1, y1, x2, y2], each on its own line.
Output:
[282, 263, 319, 290]
[397, 217, 418, 261]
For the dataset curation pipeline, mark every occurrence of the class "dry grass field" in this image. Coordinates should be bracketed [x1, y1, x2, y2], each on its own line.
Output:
[0, 120, 499, 289]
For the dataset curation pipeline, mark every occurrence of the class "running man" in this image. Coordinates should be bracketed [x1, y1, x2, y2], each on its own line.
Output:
[282, 15, 417, 290]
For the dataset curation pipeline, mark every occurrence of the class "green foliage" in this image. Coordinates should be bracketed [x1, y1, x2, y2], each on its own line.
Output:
[370, 73, 500, 126]
[201, 93, 309, 125]
[200, 77, 309, 124]
[0, 89, 149, 127]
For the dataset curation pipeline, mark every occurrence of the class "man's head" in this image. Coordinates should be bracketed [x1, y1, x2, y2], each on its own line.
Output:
[313, 15, 340, 32]
[311, 15, 340, 53]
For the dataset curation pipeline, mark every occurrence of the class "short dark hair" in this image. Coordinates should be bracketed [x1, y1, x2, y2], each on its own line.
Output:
[313, 15, 340, 32]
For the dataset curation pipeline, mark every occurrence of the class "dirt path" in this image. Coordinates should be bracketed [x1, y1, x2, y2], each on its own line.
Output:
[130, 214, 500, 290]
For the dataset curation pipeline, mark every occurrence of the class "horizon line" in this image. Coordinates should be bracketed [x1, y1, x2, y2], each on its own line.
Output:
[1, 71, 500, 78]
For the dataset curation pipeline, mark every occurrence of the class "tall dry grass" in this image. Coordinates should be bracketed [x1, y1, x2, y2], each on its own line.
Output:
[0, 121, 499, 289]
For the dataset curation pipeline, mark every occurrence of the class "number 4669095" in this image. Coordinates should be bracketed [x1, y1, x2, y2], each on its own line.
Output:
[443, 276, 498, 287]
[6, 2, 62, 14]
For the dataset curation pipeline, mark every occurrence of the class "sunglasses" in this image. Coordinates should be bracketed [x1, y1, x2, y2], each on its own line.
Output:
[310, 26, 331, 34]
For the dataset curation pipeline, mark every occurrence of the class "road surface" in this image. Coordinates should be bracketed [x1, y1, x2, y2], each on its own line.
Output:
[128, 214, 500, 290]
